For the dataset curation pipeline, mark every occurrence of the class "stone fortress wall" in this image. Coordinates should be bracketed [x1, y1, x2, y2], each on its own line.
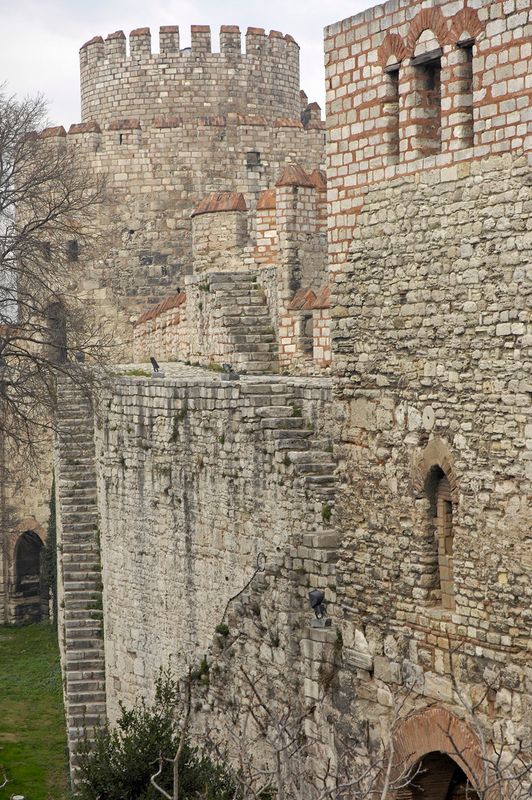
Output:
[132, 164, 332, 374]
[51, 0, 531, 792]
[51, 25, 326, 334]
[319, 0, 531, 788]
[0, 24, 326, 624]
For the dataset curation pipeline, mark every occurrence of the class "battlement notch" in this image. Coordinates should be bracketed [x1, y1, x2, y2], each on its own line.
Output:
[80, 23, 301, 126]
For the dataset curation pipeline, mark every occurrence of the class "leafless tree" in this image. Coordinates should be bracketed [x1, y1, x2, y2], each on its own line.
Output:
[201, 665, 420, 800]
[150, 669, 193, 800]
[181, 622, 531, 800]
[0, 763, 9, 789]
[0, 86, 108, 473]
[442, 639, 532, 800]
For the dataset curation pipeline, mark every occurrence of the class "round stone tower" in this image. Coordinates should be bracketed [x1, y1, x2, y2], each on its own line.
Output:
[61, 25, 325, 334]
[80, 26, 301, 126]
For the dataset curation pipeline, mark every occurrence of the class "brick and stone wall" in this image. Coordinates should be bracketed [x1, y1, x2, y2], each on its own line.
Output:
[324, 0, 531, 266]
[191, 194, 249, 273]
[328, 151, 531, 765]
[320, 0, 531, 786]
[132, 167, 331, 374]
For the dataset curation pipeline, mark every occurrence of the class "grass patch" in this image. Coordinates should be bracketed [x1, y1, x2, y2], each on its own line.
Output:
[0, 623, 70, 799]
[122, 368, 151, 377]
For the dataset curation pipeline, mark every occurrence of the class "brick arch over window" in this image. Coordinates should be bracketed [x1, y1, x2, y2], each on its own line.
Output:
[390, 707, 489, 799]
[406, 7, 449, 56]
[378, 33, 408, 68]
[412, 438, 459, 504]
[450, 7, 484, 44]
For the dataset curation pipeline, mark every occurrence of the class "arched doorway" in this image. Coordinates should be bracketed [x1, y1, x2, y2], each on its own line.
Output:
[391, 707, 486, 800]
[405, 751, 481, 799]
[14, 530, 45, 623]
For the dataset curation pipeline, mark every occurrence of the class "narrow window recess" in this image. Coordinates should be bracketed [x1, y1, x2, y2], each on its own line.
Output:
[246, 150, 261, 168]
[67, 239, 79, 263]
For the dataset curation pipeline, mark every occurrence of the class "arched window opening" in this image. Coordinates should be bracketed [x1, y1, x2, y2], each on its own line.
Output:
[425, 465, 455, 609]
[411, 30, 442, 157]
[405, 752, 480, 799]
[14, 530, 45, 623]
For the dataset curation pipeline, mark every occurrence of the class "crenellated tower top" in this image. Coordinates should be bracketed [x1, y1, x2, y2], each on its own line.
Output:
[80, 25, 301, 126]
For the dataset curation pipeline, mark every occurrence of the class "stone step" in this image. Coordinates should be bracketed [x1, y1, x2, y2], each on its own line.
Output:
[218, 289, 265, 301]
[240, 383, 292, 395]
[62, 541, 100, 552]
[287, 450, 333, 464]
[63, 582, 102, 593]
[65, 637, 105, 650]
[64, 611, 103, 624]
[255, 406, 294, 418]
[62, 561, 101, 573]
[67, 691, 106, 705]
[62, 554, 100, 564]
[304, 474, 337, 485]
[68, 671, 106, 683]
[208, 273, 257, 285]
[238, 343, 277, 354]
[295, 462, 337, 475]
[273, 438, 312, 451]
[62, 526, 99, 537]
[231, 334, 276, 345]
[66, 658, 106, 671]
[65, 628, 103, 642]
[266, 428, 313, 440]
[219, 305, 266, 316]
[261, 417, 306, 430]
[226, 321, 273, 334]
[241, 368, 277, 376]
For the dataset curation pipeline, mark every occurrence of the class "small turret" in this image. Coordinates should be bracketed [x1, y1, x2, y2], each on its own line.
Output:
[191, 192, 248, 273]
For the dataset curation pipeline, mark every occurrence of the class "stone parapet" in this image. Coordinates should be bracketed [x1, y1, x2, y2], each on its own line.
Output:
[80, 25, 301, 127]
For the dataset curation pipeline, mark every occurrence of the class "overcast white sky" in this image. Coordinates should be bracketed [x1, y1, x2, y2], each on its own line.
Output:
[0, 0, 372, 127]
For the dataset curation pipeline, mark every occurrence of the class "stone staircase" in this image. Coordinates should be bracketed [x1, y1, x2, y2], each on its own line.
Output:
[241, 381, 338, 507]
[241, 379, 340, 617]
[55, 376, 106, 775]
[210, 273, 278, 374]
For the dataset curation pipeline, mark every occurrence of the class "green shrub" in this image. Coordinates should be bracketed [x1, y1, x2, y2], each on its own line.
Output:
[76, 670, 236, 800]
[215, 623, 229, 637]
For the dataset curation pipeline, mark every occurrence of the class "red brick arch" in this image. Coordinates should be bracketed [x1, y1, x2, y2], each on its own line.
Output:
[406, 7, 450, 56]
[449, 7, 484, 44]
[378, 33, 408, 68]
[390, 706, 488, 798]
[412, 438, 459, 504]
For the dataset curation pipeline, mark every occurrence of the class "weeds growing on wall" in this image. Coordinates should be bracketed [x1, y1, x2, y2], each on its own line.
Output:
[76, 670, 237, 800]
